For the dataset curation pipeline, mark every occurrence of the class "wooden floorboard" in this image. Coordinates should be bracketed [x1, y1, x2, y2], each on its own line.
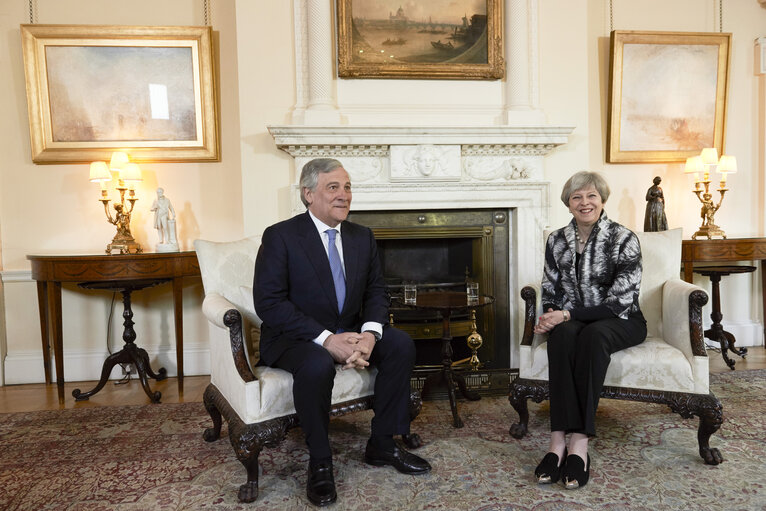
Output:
[1, 346, 763, 414]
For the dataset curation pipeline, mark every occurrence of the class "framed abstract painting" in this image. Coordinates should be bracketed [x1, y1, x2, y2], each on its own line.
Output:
[21, 24, 219, 163]
[606, 30, 730, 163]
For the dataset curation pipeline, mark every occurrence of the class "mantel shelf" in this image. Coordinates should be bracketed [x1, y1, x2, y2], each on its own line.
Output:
[268, 125, 574, 148]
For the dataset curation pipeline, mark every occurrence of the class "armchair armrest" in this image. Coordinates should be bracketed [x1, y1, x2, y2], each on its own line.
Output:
[203, 293, 256, 383]
[520, 284, 548, 350]
[520, 285, 539, 346]
[202, 292, 238, 329]
[661, 278, 709, 359]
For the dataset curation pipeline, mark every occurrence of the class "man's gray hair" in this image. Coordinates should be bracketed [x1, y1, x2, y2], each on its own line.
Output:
[299, 158, 345, 207]
[560, 171, 611, 206]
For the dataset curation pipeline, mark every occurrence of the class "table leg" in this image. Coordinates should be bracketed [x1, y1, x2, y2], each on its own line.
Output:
[443, 369, 463, 428]
[46, 281, 64, 405]
[35, 281, 51, 385]
[452, 371, 481, 402]
[761, 260, 766, 338]
[683, 262, 694, 283]
[172, 277, 184, 395]
[440, 312, 465, 428]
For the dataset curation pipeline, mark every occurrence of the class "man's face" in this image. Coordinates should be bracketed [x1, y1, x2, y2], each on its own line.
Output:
[304, 167, 352, 227]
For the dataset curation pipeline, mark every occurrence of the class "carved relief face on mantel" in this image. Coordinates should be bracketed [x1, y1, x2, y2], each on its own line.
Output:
[390, 144, 461, 182]
[415, 145, 437, 176]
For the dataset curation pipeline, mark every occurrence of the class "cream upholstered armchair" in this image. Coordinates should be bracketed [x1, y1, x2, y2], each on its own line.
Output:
[509, 228, 724, 465]
[194, 236, 423, 503]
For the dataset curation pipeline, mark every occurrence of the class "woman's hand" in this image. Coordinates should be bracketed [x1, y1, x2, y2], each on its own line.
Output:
[534, 308, 568, 334]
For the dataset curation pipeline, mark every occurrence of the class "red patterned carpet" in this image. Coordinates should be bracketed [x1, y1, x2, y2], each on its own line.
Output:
[1, 370, 765, 510]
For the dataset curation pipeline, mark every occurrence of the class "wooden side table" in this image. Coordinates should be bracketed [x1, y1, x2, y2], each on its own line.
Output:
[27, 252, 200, 404]
[682, 238, 766, 336]
[392, 291, 494, 428]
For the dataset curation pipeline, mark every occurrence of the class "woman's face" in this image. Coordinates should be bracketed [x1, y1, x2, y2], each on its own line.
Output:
[568, 184, 604, 227]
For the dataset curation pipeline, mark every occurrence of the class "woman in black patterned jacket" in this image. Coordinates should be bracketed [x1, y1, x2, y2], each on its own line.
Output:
[532, 171, 647, 489]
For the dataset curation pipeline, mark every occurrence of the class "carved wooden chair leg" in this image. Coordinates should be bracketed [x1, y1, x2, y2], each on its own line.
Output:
[402, 391, 424, 449]
[696, 394, 724, 465]
[508, 383, 530, 439]
[227, 423, 262, 503]
[202, 385, 223, 442]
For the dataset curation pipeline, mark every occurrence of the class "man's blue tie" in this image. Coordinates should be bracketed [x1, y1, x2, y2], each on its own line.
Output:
[326, 229, 346, 311]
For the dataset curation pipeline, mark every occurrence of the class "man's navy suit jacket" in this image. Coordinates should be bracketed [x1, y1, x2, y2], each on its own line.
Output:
[254, 212, 389, 366]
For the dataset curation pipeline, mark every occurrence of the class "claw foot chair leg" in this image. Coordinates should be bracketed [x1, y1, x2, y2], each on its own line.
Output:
[508, 395, 529, 439]
[202, 385, 223, 442]
[697, 395, 724, 465]
[509, 378, 550, 439]
[402, 391, 424, 448]
[229, 430, 262, 503]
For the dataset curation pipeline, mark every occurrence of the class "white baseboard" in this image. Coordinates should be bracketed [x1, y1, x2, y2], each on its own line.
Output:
[3, 345, 210, 385]
[703, 320, 764, 349]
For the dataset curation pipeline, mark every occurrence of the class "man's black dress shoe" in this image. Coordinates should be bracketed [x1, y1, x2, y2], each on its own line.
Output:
[364, 440, 432, 474]
[306, 462, 337, 507]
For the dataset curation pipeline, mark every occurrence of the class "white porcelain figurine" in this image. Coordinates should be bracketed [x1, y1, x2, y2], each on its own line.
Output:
[150, 187, 179, 252]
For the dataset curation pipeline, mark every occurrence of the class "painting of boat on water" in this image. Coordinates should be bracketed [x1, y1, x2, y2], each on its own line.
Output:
[337, 0, 504, 80]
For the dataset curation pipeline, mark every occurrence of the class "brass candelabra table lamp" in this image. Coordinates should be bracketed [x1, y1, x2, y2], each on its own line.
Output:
[89, 152, 143, 254]
[684, 148, 737, 240]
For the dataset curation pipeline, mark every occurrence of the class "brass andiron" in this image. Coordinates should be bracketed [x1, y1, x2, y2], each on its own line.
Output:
[466, 309, 483, 371]
[89, 152, 143, 254]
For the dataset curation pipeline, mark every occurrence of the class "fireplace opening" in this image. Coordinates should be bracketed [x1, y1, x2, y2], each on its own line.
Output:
[348, 209, 511, 379]
[379, 238, 473, 285]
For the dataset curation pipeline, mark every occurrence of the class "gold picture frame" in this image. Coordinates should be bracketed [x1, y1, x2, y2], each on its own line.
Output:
[606, 30, 731, 163]
[336, 0, 504, 80]
[21, 24, 219, 164]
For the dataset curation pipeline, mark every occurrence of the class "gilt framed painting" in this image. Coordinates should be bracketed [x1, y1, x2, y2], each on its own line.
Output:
[606, 30, 730, 163]
[336, 0, 504, 80]
[21, 24, 219, 163]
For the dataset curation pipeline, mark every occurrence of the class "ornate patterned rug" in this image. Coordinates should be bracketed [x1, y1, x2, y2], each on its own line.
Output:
[1, 370, 765, 510]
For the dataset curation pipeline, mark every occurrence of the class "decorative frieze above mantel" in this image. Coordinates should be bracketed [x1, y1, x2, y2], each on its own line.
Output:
[268, 124, 573, 190]
[267, 124, 573, 193]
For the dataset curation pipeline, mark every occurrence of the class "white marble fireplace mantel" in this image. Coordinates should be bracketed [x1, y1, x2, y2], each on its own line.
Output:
[268, 125, 573, 147]
[268, 124, 573, 367]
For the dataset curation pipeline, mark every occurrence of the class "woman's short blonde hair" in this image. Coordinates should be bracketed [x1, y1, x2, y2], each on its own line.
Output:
[560, 171, 611, 206]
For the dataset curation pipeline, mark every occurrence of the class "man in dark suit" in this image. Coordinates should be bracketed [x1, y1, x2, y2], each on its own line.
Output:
[254, 158, 431, 507]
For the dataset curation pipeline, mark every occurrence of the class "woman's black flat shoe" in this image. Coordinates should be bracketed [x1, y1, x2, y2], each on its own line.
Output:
[563, 454, 590, 489]
[534, 449, 566, 484]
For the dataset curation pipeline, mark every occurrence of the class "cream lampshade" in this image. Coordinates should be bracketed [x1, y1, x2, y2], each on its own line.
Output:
[684, 155, 704, 188]
[89, 161, 111, 182]
[717, 155, 737, 185]
[120, 163, 142, 189]
[109, 151, 130, 171]
[700, 147, 719, 166]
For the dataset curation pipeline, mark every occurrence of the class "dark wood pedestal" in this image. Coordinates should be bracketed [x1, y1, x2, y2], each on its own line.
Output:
[693, 265, 755, 370]
[72, 279, 169, 403]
